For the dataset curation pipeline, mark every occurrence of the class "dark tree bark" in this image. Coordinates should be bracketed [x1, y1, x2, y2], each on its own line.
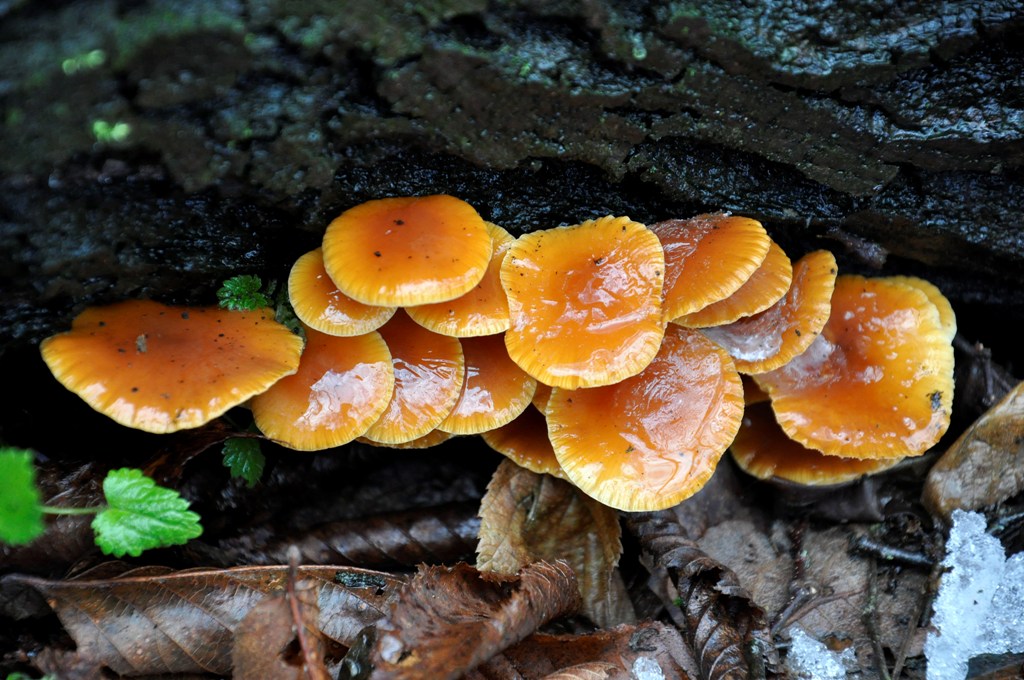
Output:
[1, 1, 1021, 432]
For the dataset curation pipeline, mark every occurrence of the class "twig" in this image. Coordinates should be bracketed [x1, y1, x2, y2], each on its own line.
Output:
[852, 535, 934, 568]
[286, 546, 331, 680]
[864, 556, 893, 680]
[890, 569, 930, 680]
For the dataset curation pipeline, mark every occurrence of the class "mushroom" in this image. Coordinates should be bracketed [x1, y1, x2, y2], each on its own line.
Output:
[701, 250, 837, 374]
[731, 403, 902, 485]
[753, 275, 956, 459]
[406, 222, 515, 337]
[361, 310, 466, 445]
[436, 333, 537, 435]
[321, 194, 492, 307]
[481, 406, 568, 480]
[532, 383, 553, 414]
[40, 300, 303, 433]
[546, 324, 744, 512]
[650, 213, 770, 322]
[500, 215, 666, 389]
[886, 276, 957, 341]
[249, 326, 395, 451]
[674, 239, 792, 328]
[288, 248, 396, 336]
[357, 429, 454, 449]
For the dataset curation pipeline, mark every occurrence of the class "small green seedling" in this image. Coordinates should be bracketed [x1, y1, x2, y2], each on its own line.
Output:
[222, 437, 265, 487]
[0, 447, 202, 558]
[217, 274, 272, 311]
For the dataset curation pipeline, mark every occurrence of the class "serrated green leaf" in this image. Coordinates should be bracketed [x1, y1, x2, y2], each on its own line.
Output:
[92, 468, 202, 558]
[217, 274, 271, 311]
[0, 448, 45, 545]
[222, 438, 265, 487]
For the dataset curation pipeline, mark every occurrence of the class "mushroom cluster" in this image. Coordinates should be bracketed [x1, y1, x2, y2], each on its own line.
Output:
[40, 195, 956, 512]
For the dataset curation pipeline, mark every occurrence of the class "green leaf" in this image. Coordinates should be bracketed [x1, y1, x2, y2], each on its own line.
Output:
[222, 438, 265, 487]
[92, 469, 203, 558]
[217, 274, 271, 311]
[0, 447, 44, 545]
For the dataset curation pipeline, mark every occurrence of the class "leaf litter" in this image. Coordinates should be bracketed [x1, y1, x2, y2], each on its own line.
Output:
[5, 563, 405, 676]
[5, 359, 1024, 678]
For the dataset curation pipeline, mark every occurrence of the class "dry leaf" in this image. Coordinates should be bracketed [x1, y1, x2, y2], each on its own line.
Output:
[626, 510, 776, 679]
[923, 380, 1024, 522]
[467, 622, 698, 680]
[233, 584, 326, 680]
[10, 563, 404, 676]
[660, 463, 931, 674]
[540, 661, 625, 679]
[341, 561, 581, 680]
[477, 460, 634, 627]
[204, 502, 480, 568]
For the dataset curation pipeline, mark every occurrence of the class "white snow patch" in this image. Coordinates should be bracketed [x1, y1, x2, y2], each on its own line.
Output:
[631, 656, 665, 680]
[925, 509, 1024, 680]
[786, 627, 854, 680]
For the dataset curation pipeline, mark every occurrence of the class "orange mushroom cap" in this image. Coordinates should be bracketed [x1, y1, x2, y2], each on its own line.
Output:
[753, 275, 955, 459]
[40, 300, 303, 433]
[481, 406, 568, 480]
[886, 276, 957, 342]
[356, 429, 454, 449]
[406, 222, 515, 337]
[288, 248, 396, 336]
[674, 239, 792, 328]
[650, 213, 770, 322]
[532, 383, 553, 414]
[437, 334, 537, 435]
[501, 215, 666, 389]
[250, 326, 394, 451]
[361, 310, 466, 445]
[702, 250, 837, 374]
[321, 195, 492, 307]
[547, 324, 744, 512]
[731, 403, 902, 485]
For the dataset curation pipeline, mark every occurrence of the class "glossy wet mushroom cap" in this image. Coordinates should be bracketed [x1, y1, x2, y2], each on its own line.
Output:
[547, 324, 744, 512]
[437, 334, 537, 435]
[406, 222, 515, 337]
[753, 275, 956, 459]
[250, 326, 394, 451]
[321, 195, 492, 307]
[501, 215, 666, 390]
[674, 239, 792, 328]
[361, 310, 466, 445]
[288, 248, 397, 336]
[731, 403, 902, 485]
[481, 406, 568, 480]
[702, 250, 837, 374]
[40, 300, 303, 433]
[651, 213, 770, 322]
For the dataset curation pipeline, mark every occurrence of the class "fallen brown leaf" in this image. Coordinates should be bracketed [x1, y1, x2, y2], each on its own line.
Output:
[233, 584, 326, 680]
[923, 380, 1024, 522]
[9, 563, 404, 676]
[662, 463, 932, 675]
[539, 661, 625, 679]
[626, 509, 777, 679]
[340, 561, 581, 680]
[467, 622, 698, 680]
[202, 502, 480, 568]
[477, 460, 634, 627]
